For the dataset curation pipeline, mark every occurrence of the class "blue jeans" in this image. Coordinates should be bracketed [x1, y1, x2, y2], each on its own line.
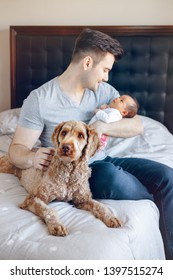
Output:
[89, 156, 173, 260]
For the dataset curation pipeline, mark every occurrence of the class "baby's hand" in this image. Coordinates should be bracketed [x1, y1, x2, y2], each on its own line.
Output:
[95, 108, 101, 113]
[100, 104, 108, 110]
[95, 104, 108, 113]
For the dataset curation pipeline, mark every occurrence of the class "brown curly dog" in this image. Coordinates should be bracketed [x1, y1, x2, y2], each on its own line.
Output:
[0, 121, 121, 236]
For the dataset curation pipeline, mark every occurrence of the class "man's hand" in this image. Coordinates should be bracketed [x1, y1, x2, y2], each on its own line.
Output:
[90, 120, 104, 138]
[33, 147, 55, 170]
[8, 125, 55, 170]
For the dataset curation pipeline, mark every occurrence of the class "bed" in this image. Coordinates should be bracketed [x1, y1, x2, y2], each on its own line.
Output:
[1, 25, 173, 260]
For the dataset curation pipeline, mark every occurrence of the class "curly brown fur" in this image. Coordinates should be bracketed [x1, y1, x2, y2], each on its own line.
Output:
[0, 121, 121, 236]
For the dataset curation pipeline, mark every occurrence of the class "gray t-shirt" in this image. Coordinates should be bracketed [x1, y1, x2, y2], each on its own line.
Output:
[18, 77, 119, 147]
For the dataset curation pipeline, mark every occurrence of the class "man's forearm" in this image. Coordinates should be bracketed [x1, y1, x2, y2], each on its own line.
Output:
[8, 144, 35, 169]
[92, 115, 144, 138]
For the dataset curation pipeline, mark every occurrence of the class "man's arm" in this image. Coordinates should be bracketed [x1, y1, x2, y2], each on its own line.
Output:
[8, 125, 54, 170]
[91, 115, 143, 138]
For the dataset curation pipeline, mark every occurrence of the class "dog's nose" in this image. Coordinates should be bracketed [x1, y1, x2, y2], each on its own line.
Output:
[62, 144, 71, 154]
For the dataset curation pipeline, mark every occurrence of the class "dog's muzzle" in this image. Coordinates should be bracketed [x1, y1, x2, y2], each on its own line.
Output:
[62, 144, 72, 156]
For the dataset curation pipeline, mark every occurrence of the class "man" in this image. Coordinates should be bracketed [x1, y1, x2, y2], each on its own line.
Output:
[8, 28, 173, 259]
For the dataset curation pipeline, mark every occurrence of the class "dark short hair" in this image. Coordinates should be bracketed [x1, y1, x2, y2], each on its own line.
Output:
[126, 97, 140, 118]
[71, 28, 124, 63]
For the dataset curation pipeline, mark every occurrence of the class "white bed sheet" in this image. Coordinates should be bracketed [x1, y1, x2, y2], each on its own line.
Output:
[1, 114, 172, 260]
[0, 173, 165, 260]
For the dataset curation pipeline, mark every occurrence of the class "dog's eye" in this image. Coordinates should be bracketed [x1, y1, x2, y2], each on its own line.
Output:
[61, 130, 67, 137]
[78, 132, 84, 139]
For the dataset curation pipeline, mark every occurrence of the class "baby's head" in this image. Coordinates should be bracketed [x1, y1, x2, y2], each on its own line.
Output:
[109, 95, 139, 118]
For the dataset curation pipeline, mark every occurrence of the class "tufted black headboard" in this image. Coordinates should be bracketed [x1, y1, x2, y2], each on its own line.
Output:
[10, 26, 173, 134]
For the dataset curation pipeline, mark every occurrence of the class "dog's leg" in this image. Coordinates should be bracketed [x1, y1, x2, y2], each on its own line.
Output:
[20, 194, 68, 236]
[75, 199, 121, 228]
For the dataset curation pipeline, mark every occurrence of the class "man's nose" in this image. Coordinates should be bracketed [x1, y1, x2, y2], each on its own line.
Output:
[104, 72, 109, 82]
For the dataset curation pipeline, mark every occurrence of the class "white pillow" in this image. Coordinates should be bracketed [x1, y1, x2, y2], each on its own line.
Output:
[0, 108, 20, 135]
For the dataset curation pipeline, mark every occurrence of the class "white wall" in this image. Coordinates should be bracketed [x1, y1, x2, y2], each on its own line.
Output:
[1, 0, 173, 111]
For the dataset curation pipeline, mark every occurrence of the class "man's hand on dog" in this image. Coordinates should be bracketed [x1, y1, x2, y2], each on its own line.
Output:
[33, 147, 55, 170]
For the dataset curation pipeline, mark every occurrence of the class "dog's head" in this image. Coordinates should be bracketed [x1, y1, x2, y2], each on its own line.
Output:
[51, 121, 100, 162]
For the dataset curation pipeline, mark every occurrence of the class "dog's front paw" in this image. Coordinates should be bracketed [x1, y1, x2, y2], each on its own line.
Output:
[48, 223, 68, 236]
[104, 216, 122, 228]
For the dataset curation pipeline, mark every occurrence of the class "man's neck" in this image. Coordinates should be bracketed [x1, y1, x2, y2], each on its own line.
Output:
[58, 64, 85, 105]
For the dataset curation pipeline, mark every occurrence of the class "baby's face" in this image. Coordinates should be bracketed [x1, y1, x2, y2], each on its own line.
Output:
[110, 95, 134, 114]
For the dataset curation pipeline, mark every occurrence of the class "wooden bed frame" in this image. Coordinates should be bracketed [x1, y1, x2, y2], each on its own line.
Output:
[10, 25, 173, 134]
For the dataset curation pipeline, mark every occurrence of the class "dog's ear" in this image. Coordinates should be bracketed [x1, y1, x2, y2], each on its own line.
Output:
[51, 122, 65, 146]
[84, 125, 101, 158]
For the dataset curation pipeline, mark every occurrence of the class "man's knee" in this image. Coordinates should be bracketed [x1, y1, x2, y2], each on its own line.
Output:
[89, 161, 125, 199]
[89, 160, 152, 200]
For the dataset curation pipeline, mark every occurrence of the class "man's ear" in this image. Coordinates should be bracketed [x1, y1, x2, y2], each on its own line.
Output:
[83, 56, 93, 70]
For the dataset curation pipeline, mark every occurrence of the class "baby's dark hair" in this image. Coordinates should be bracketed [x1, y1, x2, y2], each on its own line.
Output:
[71, 28, 124, 63]
[125, 97, 140, 118]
